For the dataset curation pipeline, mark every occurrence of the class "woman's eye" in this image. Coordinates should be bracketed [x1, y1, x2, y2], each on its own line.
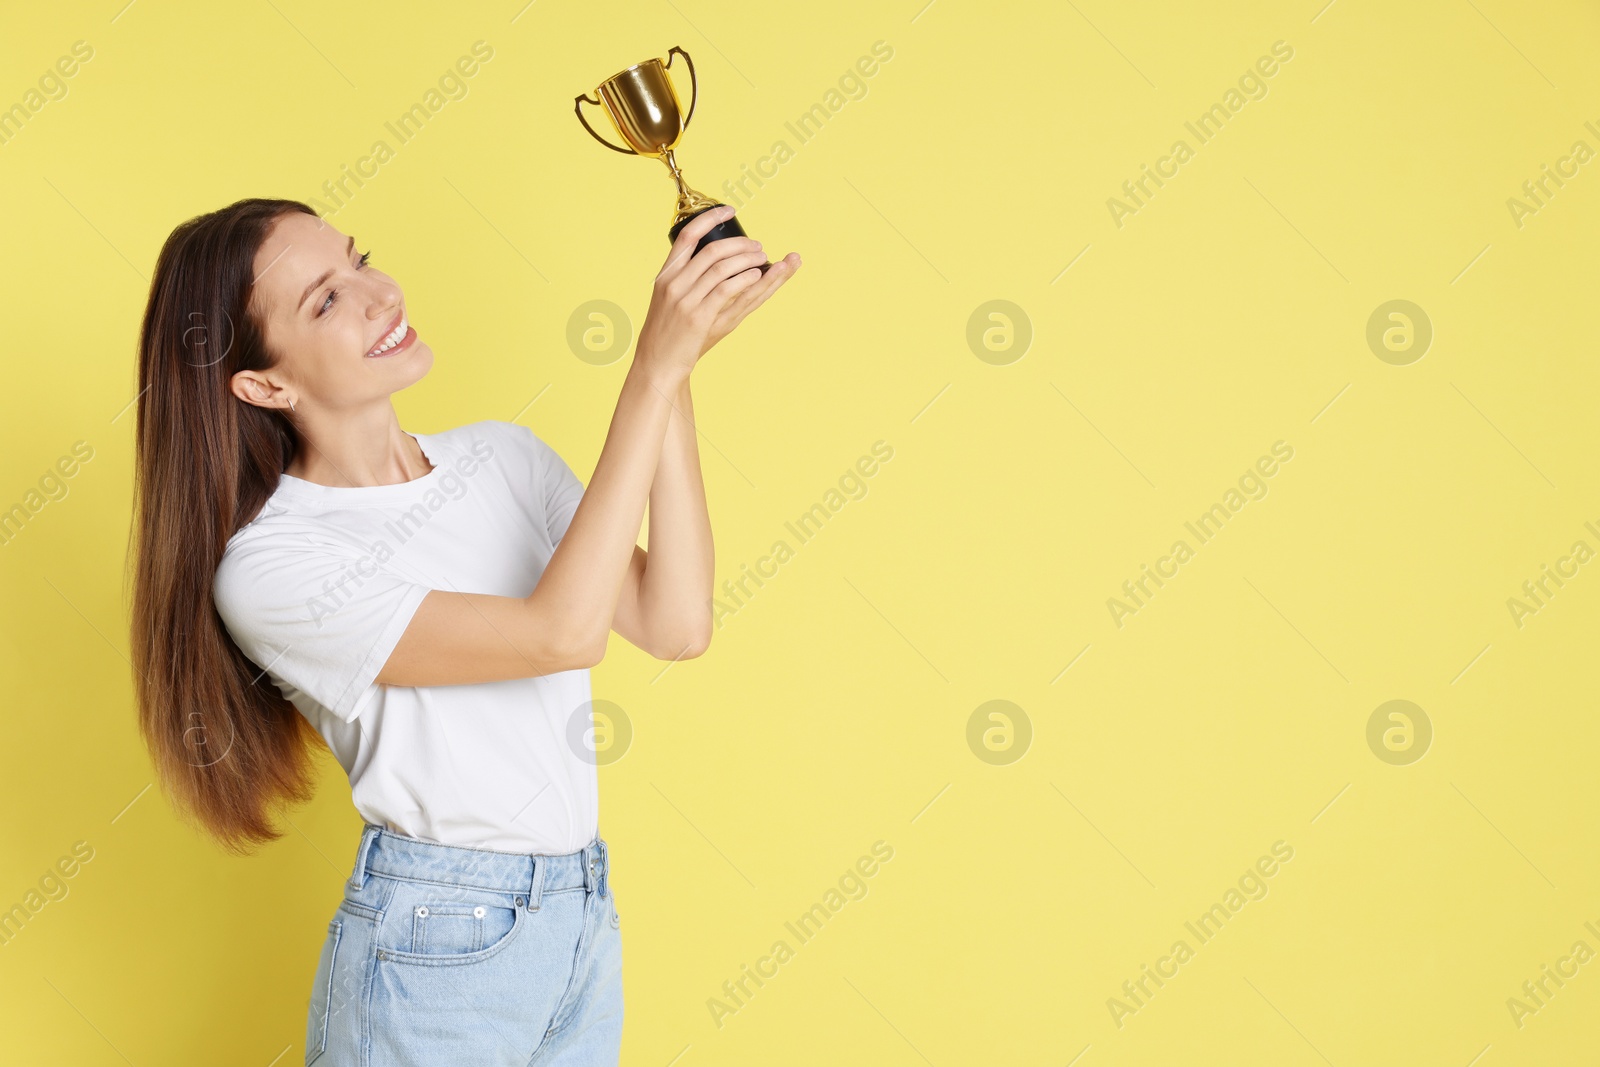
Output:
[317, 251, 371, 316]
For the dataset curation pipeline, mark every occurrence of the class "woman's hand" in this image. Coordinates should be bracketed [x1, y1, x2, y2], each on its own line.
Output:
[635, 205, 801, 378]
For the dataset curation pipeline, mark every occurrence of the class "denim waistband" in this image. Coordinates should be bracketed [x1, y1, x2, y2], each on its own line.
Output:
[347, 825, 609, 909]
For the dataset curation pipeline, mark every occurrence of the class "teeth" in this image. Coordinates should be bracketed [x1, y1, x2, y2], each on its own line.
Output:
[368, 313, 408, 355]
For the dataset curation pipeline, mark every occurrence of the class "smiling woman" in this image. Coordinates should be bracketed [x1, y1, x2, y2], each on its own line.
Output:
[127, 196, 799, 1064]
[223, 212, 437, 487]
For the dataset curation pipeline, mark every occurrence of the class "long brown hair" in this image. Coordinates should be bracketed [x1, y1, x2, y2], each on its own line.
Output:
[128, 197, 324, 854]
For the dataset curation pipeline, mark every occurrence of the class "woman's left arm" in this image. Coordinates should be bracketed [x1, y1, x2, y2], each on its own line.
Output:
[611, 374, 715, 660]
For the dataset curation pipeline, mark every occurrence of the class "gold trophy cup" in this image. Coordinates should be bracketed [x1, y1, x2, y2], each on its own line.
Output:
[575, 46, 767, 269]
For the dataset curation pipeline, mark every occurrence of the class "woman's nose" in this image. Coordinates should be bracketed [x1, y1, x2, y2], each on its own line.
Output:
[369, 289, 401, 316]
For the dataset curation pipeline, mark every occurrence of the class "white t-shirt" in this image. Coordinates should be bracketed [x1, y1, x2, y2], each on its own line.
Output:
[212, 419, 598, 854]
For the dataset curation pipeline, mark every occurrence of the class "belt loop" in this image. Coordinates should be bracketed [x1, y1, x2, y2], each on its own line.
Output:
[527, 854, 546, 912]
[597, 838, 609, 898]
[349, 824, 380, 891]
[584, 838, 603, 895]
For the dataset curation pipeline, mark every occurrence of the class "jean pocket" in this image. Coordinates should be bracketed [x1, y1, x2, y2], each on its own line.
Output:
[378, 885, 525, 967]
[305, 918, 342, 1065]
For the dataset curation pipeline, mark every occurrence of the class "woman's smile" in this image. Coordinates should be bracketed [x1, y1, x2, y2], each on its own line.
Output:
[366, 309, 414, 357]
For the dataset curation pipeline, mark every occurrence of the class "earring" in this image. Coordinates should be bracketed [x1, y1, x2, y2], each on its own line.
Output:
[288, 398, 297, 413]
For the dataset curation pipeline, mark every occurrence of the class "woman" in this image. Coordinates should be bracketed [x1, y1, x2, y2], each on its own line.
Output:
[128, 196, 799, 1064]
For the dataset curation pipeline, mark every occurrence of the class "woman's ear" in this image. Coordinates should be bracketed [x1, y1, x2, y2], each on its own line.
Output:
[231, 370, 286, 411]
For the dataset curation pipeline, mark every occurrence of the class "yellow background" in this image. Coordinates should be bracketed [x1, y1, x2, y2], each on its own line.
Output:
[2, 0, 1597, 1063]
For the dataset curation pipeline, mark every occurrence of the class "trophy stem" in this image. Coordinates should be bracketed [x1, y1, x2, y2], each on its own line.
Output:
[660, 147, 719, 226]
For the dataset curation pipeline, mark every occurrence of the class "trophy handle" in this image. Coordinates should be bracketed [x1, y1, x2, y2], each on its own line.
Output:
[573, 93, 638, 155]
[665, 46, 698, 130]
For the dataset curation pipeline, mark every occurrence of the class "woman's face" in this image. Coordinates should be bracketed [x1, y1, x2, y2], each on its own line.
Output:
[234, 211, 432, 414]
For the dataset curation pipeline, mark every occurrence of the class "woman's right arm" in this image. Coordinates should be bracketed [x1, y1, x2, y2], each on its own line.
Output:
[375, 205, 786, 687]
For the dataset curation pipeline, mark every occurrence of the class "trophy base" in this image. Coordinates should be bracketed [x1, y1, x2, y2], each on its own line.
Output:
[669, 205, 771, 273]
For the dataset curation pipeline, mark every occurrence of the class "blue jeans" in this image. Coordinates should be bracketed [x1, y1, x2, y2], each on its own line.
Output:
[305, 824, 623, 1065]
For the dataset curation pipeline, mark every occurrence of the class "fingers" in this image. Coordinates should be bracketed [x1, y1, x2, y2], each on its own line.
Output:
[709, 252, 800, 338]
[704, 266, 766, 315]
[687, 245, 768, 305]
[719, 252, 799, 320]
[659, 205, 736, 278]
[676, 236, 763, 298]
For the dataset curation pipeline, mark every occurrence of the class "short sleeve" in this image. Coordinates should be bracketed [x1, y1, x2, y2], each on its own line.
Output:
[525, 428, 585, 547]
[212, 536, 432, 723]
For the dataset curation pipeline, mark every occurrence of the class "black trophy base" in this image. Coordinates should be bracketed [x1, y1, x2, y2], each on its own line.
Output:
[669, 205, 771, 273]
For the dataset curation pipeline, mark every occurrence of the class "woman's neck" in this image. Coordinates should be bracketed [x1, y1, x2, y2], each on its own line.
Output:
[283, 406, 433, 488]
